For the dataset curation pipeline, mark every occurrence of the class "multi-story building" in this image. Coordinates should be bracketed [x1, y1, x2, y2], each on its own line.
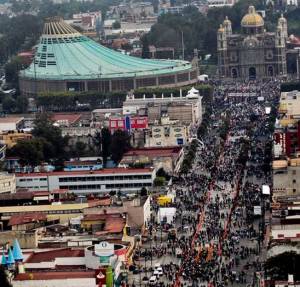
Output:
[0, 131, 31, 148]
[0, 117, 24, 132]
[123, 91, 203, 126]
[217, 6, 287, 79]
[273, 158, 300, 200]
[16, 168, 155, 194]
[0, 172, 16, 194]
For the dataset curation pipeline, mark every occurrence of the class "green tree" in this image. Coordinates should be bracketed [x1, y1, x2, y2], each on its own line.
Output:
[5, 56, 24, 86]
[32, 113, 68, 161]
[101, 127, 111, 167]
[140, 186, 148, 196]
[110, 129, 131, 164]
[2, 95, 16, 113]
[9, 138, 45, 167]
[0, 266, 12, 287]
[15, 96, 28, 113]
[93, 130, 102, 155]
[154, 176, 165, 186]
[112, 21, 121, 29]
[265, 252, 300, 281]
[141, 35, 150, 59]
[73, 141, 87, 158]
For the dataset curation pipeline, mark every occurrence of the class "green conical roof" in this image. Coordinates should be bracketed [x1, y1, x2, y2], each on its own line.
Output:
[21, 17, 192, 81]
[7, 248, 15, 265]
[12, 239, 23, 261]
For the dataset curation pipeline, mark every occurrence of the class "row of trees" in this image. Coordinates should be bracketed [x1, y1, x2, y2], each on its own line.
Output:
[36, 91, 126, 111]
[7, 114, 131, 169]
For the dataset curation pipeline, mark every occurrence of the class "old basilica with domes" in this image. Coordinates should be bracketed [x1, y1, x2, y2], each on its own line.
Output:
[217, 6, 288, 80]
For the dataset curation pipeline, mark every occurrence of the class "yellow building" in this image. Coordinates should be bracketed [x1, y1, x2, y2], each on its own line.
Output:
[0, 131, 32, 148]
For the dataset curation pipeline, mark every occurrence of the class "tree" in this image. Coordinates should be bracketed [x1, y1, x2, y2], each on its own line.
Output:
[93, 130, 102, 155]
[5, 56, 23, 87]
[32, 113, 68, 161]
[0, 266, 12, 287]
[112, 21, 121, 29]
[156, 167, 170, 181]
[140, 187, 148, 196]
[110, 129, 131, 164]
[2, 95, 16, 113]
[265, 252, 300, 281]
[154, 176, 165, 186]
[72, 141, 87, 158]
[8, 138, 45, 167]
[141, 35, 150, 59]
[101, 127, 111, 167]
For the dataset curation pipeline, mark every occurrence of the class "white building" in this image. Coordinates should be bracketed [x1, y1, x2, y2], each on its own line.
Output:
[0, 117, 24, 132]
[16, 168, 155, 194]
[0, 172, 16, 194]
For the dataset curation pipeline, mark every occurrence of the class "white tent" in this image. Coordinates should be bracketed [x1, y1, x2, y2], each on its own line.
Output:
[158, 207, 176, 224]
[262, 185, 270, 195]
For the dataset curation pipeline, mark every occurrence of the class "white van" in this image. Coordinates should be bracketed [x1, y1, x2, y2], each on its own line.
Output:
[149, 275, 157, 285]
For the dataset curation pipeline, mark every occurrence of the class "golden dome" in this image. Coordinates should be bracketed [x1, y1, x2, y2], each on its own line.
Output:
[241, 6, 264, 27]
[218, 24, 224, 33]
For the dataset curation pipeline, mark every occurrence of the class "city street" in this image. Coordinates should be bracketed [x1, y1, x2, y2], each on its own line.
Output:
[128, 79, 280, 287]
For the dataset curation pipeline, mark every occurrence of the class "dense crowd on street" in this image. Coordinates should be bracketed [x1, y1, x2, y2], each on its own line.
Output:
[129, 79, 280, 287]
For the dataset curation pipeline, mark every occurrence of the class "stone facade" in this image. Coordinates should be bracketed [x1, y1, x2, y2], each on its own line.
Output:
[217, 6, 288, 79]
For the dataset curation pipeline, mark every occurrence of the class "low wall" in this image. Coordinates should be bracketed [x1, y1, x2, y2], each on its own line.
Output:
[0, 231, 38, 248]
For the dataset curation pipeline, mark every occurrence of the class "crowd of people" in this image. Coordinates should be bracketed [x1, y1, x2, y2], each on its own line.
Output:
[129, 79, 280, 287]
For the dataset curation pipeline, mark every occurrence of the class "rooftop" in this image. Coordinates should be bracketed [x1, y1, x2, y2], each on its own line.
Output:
[0, 117, 24, 124]
[123, 146, 182, 158]
[25, 248, 84, 263]
[15, 271, 94, 281]
[0, 201, 100, 214]
[51, 113, 82, 125]
[8, 212, 47, 226]
[20, 18, 192, 81]
[15, 167, 154, 177]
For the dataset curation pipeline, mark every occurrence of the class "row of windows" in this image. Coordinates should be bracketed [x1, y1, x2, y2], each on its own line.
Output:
[58, 175, 152, 182]
[40, 37, 87, 45]
[3, 209, 81, 216]
[60, 182, 152, 190]
[19, 178, 47, 182]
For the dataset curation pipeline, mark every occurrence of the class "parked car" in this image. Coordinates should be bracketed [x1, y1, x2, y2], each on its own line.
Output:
[149, 275, 157, 285]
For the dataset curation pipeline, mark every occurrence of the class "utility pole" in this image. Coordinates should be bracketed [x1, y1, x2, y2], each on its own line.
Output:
[181, 30, 185, 60]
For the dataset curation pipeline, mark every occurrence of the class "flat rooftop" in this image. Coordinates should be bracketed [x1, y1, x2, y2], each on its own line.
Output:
[123, 146, 182, 157]
[16, 167, 154, 177]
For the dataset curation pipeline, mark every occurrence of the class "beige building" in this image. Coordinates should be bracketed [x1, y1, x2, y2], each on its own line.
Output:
[0, 117, 24, 132]
[0, 131, 32, 148]
[0, 172, 16, 194]
[273, 158, 300, 200]
[279, 90, 300, 119]
[123, 92, 203, 126]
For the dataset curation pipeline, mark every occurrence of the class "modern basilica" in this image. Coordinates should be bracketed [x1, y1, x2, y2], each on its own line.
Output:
[217, 6, 288, 80]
